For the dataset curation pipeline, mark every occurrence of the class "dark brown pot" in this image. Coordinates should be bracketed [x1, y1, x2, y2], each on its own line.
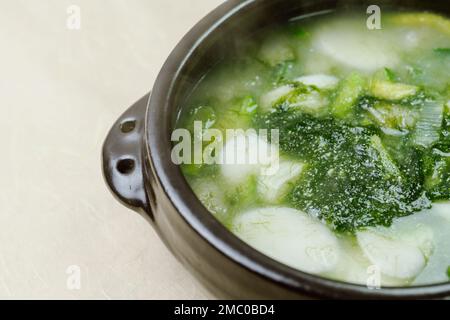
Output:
[102, 0, 450, 299]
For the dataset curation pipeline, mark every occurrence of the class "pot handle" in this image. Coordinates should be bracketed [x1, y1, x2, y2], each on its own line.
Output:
[102, 93, 151, 216]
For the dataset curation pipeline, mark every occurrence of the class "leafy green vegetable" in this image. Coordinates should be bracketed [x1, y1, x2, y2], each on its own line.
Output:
[363, 100, 418, 131]
[239, 96, 259, 115]
[271, 62, 290, 84]
[384, 68, 397, 81]
[370, 135, 401, 177]
[441, 103, 450, 145]
[424, 147, 450, 200]
[185, 105, 217, 130]
[331, 73, 366, 119]
[447, 266, 450, 279]
[369, 80, 418, 101]
[213, 96, 261, 130]
[413, 100, 445, 148]
[272, 83, 329, 116]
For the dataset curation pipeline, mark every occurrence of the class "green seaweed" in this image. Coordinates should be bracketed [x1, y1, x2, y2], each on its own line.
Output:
[331, 73, 366, 119]
[259, 110, 429, 233]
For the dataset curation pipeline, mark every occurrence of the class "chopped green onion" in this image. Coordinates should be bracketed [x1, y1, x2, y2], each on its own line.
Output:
[413, 100, 445, 148]
[369, 80, 418, 101]
[371, 135, 401, 177]
[331, 73, 366, 119]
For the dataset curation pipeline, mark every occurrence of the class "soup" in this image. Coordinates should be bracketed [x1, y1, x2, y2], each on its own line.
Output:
[174, 10, 450, 287]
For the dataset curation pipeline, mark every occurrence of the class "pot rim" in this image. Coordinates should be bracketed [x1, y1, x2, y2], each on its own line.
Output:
[146, 0, 450, 298]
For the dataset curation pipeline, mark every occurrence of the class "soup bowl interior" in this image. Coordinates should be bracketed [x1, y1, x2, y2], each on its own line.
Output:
[146, 0, 450, 298]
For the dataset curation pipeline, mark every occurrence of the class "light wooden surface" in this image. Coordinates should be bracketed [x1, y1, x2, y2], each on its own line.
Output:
[0, 0, 224, 299]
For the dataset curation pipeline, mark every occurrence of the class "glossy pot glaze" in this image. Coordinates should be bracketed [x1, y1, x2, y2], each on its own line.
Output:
[102, 0, 450, 299]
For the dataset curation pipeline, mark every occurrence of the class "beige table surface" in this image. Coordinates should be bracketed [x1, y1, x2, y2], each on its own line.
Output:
[0, 0, 225, 299]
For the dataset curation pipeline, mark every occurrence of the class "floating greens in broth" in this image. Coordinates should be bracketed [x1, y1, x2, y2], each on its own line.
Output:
[176, 10, 450, 286]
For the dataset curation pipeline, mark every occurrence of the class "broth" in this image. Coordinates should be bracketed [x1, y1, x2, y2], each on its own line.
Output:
[175, 10, 450, 286]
